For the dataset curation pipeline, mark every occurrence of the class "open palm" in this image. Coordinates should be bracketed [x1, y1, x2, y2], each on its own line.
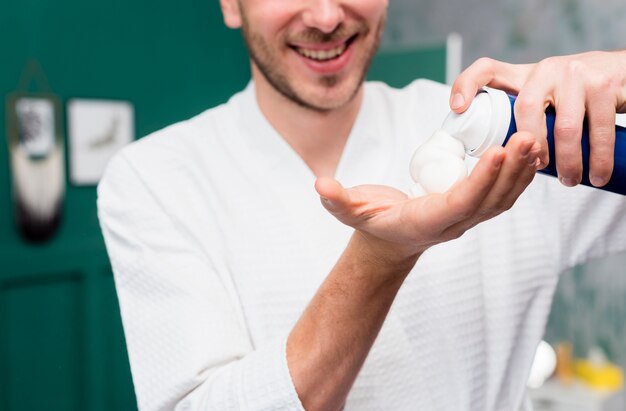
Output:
[315, 132, 541, 257]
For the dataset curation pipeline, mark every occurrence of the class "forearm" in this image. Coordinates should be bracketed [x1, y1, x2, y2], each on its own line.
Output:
[287, 231, 419, 411]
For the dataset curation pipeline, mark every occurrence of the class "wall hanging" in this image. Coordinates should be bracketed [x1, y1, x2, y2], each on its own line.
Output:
[6, 60, 65, 243]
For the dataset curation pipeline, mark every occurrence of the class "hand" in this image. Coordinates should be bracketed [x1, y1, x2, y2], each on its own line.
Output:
[315, 132, 541, 262]
[450, 51, 626, 187]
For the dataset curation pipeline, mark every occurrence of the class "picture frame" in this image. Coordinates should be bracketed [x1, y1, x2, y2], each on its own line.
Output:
[67, 99, 135, 186]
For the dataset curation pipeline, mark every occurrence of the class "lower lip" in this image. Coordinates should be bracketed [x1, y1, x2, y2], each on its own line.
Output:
[292, 39, 356, 75]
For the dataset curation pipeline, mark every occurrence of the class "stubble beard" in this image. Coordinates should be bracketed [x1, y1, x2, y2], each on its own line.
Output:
[239, 11, 386, 112]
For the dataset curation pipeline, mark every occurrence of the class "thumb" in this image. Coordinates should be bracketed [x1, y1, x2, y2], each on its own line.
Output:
[449, 89, 469, 114]
[450, 58, 530, 113]
[449, 65, 482, 113]
[314, 177, 352, 215]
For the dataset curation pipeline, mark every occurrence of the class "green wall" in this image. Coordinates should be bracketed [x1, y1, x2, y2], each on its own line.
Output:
[369, 43, 446, 86]
[0, 1, 249, 410]
[0, 1, 447, 410]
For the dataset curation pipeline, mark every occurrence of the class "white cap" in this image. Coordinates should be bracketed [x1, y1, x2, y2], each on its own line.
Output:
[441, 88, 512, 157]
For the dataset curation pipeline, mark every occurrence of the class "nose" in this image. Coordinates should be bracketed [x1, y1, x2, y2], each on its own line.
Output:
[302, 0, 345, 34]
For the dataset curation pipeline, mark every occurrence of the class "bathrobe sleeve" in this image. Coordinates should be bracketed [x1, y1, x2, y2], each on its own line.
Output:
[97, 152, 304, 411]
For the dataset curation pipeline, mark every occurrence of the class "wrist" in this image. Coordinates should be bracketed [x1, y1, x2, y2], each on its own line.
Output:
[348, 231, 421, 279]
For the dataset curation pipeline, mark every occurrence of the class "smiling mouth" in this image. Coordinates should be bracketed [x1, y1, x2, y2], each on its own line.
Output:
[291, 34, 358, 62]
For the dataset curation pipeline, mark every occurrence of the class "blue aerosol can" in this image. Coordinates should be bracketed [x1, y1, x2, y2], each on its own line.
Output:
[441, 88, 626, 195]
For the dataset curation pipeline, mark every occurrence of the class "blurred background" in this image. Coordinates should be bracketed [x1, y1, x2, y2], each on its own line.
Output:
[1, 1, 625, 410]
[386, 0, 626, 65]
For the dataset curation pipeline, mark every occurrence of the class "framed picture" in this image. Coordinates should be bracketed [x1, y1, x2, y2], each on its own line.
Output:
[67, 99, 135, 185]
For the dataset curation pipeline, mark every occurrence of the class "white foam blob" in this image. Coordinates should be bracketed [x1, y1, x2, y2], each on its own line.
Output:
[419, 157, 467, 193]
[409, 129, 468, 197]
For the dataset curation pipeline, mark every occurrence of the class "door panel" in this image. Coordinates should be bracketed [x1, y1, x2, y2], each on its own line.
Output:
[2, 273, 84, 411]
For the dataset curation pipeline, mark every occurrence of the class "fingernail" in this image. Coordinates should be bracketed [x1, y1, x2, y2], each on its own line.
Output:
[559, 177, 577, 187]
[451, 93, 465, 110]
[590, 175, 606, 187]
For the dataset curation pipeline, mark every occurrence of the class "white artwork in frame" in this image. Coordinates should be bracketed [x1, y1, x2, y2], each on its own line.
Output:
[68, 99, 134, 185]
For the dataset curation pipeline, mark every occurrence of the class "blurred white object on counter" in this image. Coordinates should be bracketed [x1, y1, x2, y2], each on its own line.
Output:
[528, 340, 558, 389]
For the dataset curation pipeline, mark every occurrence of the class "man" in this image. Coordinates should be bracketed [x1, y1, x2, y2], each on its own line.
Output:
[97, 1, 626, 410]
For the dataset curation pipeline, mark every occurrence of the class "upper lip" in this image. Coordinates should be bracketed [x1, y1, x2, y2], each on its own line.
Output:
[289, 34, 357, 51]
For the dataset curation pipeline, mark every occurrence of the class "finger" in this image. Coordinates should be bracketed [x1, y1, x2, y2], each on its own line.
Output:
[442, 134, 538, 239]
[586, 83, 617, 187]
[514, 81, 551, 168]
[441, 146, 505, 226]
[553, 79, 586, 186]
[466, 132, 537, 221]
[495, 136, 540, 212]
[450, 57, 533, 113]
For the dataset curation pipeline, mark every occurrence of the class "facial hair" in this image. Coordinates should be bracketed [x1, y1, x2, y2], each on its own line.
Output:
[239, 8, 386, 112]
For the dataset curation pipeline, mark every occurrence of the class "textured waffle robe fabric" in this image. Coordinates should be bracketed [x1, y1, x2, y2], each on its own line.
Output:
[98, 80, 626, 411]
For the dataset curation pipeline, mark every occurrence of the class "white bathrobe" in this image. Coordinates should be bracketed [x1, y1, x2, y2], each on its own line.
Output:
[98, 80, 626, 411]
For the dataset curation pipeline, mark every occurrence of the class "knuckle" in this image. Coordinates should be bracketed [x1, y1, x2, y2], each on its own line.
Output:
[482, 199, 513, 218]
[592, 128, 614, 145]
[446, 194, 471, 219]
[566, 59, 586, 76]
[500, 198, 516, 212]
[554, 119, 581, 139]
[590, 74, 614, 94]
[538, 56, 559, 71]
[475, 56, 495, 71]
[453, 208, 473, 222]
[471, 57, 496, 79]
[514, 95, 540, 116]
[486, 202, 511, 217]
[599, 75, 613, 92]
[479, 206, 499, 220]
[590, 155, 613, 174]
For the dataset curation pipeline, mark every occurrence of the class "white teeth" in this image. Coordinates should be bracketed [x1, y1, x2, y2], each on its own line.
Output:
[296, 44, 347, 61]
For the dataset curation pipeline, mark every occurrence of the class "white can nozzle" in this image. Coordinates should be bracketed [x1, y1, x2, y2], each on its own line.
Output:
[441, 88, 512, 157]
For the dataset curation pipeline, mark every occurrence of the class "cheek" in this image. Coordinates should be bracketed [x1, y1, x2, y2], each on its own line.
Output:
[249, 2, 301, 38]
[345, 0, 388, 21]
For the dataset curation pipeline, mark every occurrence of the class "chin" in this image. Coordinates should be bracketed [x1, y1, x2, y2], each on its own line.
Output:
[296, 76, 363, 111]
